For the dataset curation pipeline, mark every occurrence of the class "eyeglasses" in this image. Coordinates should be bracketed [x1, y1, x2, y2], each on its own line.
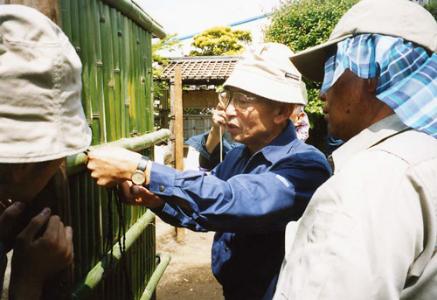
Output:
[219, 90, 262, 110]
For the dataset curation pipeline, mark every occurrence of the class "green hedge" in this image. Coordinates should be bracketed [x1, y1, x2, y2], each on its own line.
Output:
[265, 0, 358, 117]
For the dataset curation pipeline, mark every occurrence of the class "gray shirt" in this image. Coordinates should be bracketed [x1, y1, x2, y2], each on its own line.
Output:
[274, 115, 437, 300]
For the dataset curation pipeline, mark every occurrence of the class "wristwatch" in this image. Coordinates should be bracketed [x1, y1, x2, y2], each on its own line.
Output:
[131, 155, 149, 185]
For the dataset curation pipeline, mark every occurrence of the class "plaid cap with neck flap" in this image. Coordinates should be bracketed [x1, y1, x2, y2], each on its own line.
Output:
[321, 34, 437, 138]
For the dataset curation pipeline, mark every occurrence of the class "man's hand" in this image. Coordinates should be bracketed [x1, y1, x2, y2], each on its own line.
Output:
[9, 208, 73, 299]
[118, 181, 164, 209]
[0, 201, 26, 251]
[205, 98, 228, 154]
[87, 147, 141, 187]
[211, 97, 227, 129]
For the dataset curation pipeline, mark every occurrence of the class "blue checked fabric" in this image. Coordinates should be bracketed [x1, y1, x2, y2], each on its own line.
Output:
[321, 34, 437, 138]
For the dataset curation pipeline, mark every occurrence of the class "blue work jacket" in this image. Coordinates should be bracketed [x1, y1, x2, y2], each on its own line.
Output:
[149, 121, 331, 299]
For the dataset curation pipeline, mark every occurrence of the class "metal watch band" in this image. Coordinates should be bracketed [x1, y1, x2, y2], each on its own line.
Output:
[137, 155, 149, 171]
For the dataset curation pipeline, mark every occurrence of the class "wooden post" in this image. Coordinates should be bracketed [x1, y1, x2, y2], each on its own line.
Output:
[172, 66, 185, 242]
[4, 0, 60, 24]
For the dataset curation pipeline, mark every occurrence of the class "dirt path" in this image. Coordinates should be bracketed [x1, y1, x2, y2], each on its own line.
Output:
[155, 218, 223, 300]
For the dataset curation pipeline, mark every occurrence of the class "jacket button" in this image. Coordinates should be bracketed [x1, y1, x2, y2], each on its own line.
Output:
[159, 185, 165, 192]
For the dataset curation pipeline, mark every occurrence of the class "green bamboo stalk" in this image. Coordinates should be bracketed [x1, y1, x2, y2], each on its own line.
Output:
[136, 27, 145, 133]
[59, 0, 72, 38]
[127, 18, 136, 135]
[84, 0, 102, 145]
[77, 0, 92, 125]
[100, 3, 117, 142]
[121, 16, 131, 137]
[72, 210, 156, 299]
[90, 0, 107, 144]
[143, 32, 150, 133]
[66, 128, 170, 175]
[130, 22, 139, 134]
[140, 253, 171, 300]
[99, 0, 165, 39]
[144, 31, 154, 131]
[116, 10, 128, 138]
[110, 8, 122, 140]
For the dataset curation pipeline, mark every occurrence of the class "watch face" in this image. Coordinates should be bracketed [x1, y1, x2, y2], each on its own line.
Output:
[132, 170, 145, 185]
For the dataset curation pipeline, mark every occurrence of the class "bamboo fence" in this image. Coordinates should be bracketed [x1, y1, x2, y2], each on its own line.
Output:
[59, 1, 168, 299]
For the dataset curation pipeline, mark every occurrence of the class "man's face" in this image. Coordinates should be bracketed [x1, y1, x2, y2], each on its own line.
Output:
[320, 70, 371, 141]
[224, 88, 280, 152]
[0, 159, 63, 207]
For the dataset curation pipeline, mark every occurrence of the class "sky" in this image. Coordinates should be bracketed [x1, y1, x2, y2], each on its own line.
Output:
[136, 0, 283, 56]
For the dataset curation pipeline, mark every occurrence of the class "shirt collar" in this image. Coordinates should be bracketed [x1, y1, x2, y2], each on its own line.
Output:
[258, 120, 298, 164]
[332, 114, 409, 173]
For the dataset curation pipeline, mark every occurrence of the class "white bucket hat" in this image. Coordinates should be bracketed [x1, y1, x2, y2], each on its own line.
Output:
[224, 42, 307, 105]
[290, 0, 437, 82]
[0, 5, 91, 163]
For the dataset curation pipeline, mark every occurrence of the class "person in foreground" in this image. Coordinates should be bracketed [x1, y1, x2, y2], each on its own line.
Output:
[273, 0, 437, 299]
[87, 43, 331, 299]
[0, 5, 91, 299]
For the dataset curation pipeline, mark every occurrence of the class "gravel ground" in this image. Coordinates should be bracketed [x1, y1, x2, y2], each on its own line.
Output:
[155, 218, 223, 300]
[155, 146, 224, 300]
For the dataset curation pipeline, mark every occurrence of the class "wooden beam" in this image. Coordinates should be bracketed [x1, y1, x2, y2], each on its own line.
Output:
[4, 0, 60, 24]
[173, 66, 185, 242]
[173, 66, 184, 171]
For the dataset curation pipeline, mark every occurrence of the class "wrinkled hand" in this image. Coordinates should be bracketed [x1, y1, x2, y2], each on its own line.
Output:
[87, 146, 141, 187]
[211, 100, 227, 129]
[9, 208, 73, 299]
[118, 181, 164, 209]
[0, 201, 26, 251]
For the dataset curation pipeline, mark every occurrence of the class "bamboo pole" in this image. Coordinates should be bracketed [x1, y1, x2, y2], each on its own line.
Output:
[66, 128, 171, 175]
[100, 0, 165, 38]
[173, 66, 186, 242]
[139, 253, 171, 300]
[72, 210, 157, 299]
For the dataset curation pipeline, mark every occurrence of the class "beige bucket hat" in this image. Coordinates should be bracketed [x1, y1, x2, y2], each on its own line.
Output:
[224, 42, 307, 105]
[0, 5, 91, 163]
[290, 0, 437, 82]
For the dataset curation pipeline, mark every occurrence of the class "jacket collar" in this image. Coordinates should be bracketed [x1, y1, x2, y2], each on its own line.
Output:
[255, 120, 298, 164]
[332, 114, 409, 173]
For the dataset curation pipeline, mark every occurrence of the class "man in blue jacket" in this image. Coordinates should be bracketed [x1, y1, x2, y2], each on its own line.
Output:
[87, 43, 331, 299]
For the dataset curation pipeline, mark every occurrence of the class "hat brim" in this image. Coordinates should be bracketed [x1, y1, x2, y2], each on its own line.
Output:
[290, 35, 352, 82]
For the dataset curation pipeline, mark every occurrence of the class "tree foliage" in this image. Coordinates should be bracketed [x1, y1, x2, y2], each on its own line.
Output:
[152, 34, 181, 71]
[265, 0, 358, 116]
[152, 34, 182, 94]
[190, 26, 252, 56]
[425, 0, 437, 20]
[152, 34, 182, 128]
